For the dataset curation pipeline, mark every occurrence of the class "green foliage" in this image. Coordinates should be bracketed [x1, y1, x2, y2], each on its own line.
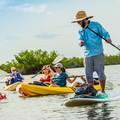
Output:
[105, 54, 120, 65]
[0, 49, 120, 75]
[0, 49, 58, 74]
[61, 57, 84, 68]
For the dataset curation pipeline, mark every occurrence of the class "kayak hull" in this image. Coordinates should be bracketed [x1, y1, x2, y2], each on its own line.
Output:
[19, 83, 74, 97]
[19, 82, 101, 97]
[4, 82, 22, 91]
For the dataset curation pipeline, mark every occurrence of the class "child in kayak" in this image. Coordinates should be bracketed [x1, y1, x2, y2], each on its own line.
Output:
[50, 63, 77, 87]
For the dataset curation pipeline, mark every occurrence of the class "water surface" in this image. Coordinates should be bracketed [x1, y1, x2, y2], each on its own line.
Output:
[0, 65, 120, 120]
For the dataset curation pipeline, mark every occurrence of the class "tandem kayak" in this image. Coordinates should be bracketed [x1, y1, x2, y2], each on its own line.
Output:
[19, 83, 74, 96]
[18, 82, 101, 97]
[4, 82, 22, 91]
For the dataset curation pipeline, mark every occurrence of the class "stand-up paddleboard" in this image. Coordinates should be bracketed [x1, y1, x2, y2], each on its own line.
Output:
[4, 82, 22, 91]
[65, 91, 120, 106]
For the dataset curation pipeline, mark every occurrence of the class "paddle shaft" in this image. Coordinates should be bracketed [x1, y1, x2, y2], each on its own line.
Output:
[31, 55, 64, 78]
[31, 69, 43, 78]
[0, 81, 5, 83]
[31, 64, 53, 78]
[0, 81, 24, 83]
[53, 75, 85, 79]
[87, 26, 120, 51]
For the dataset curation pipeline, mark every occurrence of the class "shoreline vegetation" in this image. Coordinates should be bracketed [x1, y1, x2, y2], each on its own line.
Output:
[0, 49, 120, 75]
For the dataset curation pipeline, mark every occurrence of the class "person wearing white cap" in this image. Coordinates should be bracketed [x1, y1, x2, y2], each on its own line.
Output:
[72, 11, 112, 93]
[6, 67, 24, 85]
[50, 63, 77, 87]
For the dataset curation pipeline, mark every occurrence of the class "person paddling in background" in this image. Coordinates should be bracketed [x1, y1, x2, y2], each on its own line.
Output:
[50, 63, 77, 87]
[5, 67, 24, 86]
[72, 11, 112, 94]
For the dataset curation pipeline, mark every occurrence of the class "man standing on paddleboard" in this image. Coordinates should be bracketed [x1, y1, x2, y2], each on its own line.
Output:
[72, 11, 112, 94]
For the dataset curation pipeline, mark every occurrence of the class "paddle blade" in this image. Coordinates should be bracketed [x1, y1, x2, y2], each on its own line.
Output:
[0, 69, 9, 76]
[52, 54, 64, 64]
[31, 54, 64, 78]
[0, 69, 9, 80]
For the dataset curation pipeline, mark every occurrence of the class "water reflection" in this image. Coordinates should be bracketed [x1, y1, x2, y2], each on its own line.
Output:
[0, 65, 120, 120]
[87, 102, 113, 120]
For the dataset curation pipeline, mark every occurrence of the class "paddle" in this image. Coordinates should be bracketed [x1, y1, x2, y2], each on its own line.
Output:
[0, 69, 9, 76]
[52, 75, 85, 79]
[0, 81, 6, 83]
[31, 54, 64, 78]
[86, 26, 120, 51]
[0, 69, 9, 83]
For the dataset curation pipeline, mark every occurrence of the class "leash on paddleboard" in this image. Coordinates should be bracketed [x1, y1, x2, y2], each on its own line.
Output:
[31, 54, 64, 78]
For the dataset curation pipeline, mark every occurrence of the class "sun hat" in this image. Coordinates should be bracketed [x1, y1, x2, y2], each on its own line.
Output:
[11, 67, 16, 71]
[54, 63, 63, 68]
[71, 11, 93, 23]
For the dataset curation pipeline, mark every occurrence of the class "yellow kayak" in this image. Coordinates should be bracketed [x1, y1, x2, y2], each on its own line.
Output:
[19, 83, 101, 97]
[19, 83, 74, 96]
[93, 84, 101, 91]
[4, 82, 22, 91]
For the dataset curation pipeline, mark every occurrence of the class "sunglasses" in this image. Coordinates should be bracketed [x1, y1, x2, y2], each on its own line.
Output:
[77, 21, 82, 24]
[77, 20, 85, 24]
[44, 68, 49, 71]
[12, 69, 16, 71]
[54, 67, 60, 69]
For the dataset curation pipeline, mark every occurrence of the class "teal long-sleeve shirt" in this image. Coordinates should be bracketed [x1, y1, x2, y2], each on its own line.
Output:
[78, 21, 111, 57]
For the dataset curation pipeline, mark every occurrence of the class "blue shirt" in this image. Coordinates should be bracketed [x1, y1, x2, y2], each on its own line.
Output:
[10, 72, 23, 84]
[78, 21, 111, 57]
[53, 72, 68, 87]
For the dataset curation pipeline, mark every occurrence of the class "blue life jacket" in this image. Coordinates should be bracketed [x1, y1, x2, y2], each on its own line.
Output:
[10, 72, 23, 84]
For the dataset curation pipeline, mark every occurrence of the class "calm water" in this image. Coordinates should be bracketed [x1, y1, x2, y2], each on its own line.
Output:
[0, 65, 120, 120]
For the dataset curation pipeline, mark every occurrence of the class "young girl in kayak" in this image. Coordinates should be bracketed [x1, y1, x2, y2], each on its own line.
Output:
[33, 65, 54, 86]
[39, 65, 54, 85]
[50, 63, 77, 87]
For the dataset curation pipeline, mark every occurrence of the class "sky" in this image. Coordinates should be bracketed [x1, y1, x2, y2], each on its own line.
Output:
[0, 0, 120, 64]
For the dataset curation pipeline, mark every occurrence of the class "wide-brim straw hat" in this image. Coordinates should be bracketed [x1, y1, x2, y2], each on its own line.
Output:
[72, 11, 93, 23]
